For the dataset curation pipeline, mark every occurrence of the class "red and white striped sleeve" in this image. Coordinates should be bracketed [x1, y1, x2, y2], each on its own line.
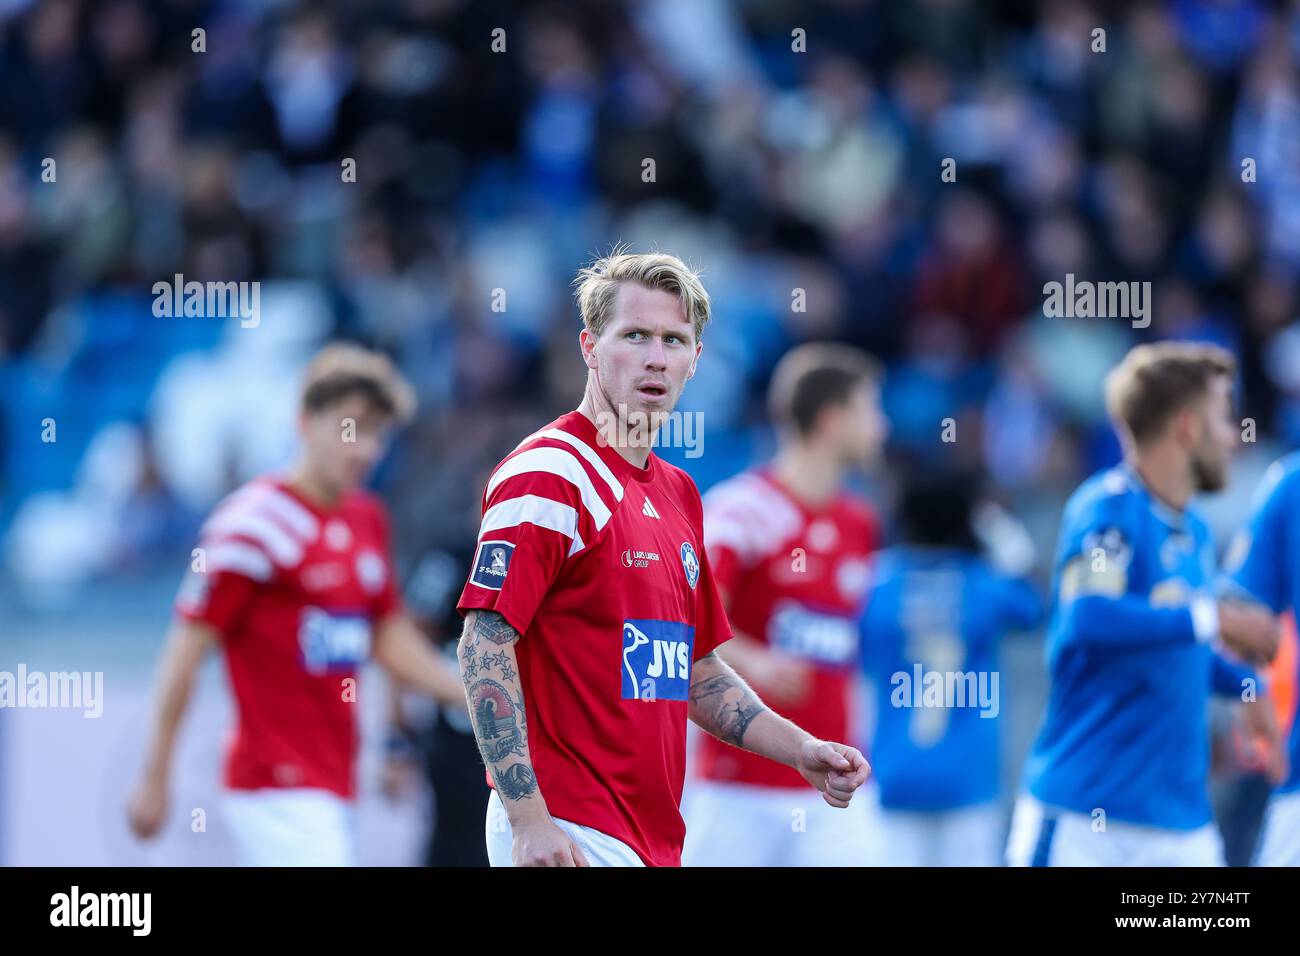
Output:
[175, 480, 321, 636]
[457, 430, 624, 637]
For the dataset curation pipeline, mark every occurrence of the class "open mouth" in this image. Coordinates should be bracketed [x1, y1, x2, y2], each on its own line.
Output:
[637, 383, 667, 399]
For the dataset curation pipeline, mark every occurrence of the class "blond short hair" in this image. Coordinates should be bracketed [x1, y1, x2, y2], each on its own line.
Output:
[572, 245, 712, 341]
[1104, 342, 1235, 446]
[300, 343, 416, 423]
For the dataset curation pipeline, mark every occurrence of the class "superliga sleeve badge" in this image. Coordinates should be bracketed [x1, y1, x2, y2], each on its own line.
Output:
[471, 540, 515, 590]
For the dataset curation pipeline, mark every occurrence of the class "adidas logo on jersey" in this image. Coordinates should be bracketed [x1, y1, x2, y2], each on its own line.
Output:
[642, 498, 661, 519]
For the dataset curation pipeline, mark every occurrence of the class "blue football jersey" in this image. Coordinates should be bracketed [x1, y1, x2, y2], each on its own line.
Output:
[1024, 465, 1256, 830]
[860, 547, 1043, 811]
[1224, 452, 1300, 794]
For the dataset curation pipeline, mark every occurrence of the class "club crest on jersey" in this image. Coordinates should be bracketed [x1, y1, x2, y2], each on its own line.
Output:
[621, 619, 695, 701]
[472, 540, 514, 590]
[679, 542, 700, 590]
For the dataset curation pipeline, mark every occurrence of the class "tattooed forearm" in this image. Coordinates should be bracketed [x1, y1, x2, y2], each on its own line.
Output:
[467, 677, 527, 760]
[689, 652, 768, 747]
[495, 762, 538, 800]
[459, 610, 540, 807]
[461, 641, 480, 679]
[473, 610, 522, 645]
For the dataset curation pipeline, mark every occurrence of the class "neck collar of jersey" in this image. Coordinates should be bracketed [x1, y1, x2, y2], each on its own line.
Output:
[1119, 463, 1187, 530]
[563, 410, 658, 484]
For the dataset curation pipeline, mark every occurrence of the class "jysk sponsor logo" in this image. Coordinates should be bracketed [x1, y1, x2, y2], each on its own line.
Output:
[472, 540, 514, 590]
[299, 608, 371, 674]
[769, 602, 857, 666]
[621, 619, 695, 701]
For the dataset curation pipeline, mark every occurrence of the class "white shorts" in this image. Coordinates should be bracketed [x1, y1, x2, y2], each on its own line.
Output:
[1254, 789, 1300, 866]
[1005, 794, 1224, 867]
[681, 780, 878, 867]
[222, 788, 357, 867]
[867, 795, 1004, 867]
[485, 790, 644, 867]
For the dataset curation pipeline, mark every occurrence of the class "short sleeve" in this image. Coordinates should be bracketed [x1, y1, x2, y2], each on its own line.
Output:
[175, 563, 260, 637]
[174, 480, 314, 638]
[456, 456, 597, 637]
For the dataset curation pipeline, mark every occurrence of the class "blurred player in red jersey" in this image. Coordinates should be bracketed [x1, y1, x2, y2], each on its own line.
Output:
[456, 249, 873, 867]
[126, 344, 465, 866]
[682, 344, 886, 866]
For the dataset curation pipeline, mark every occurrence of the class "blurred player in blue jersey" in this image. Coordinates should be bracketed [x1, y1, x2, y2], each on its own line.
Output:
[1006, 342, 1282, 866]
[860, 468, 1043, 866]
[1221, 453, 1300, 865]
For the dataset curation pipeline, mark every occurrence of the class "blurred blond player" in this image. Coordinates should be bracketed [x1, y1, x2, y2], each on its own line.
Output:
[127, 344, 464, 866]
[1007, 343, 1283, 866]
[683, 344, 886, 866]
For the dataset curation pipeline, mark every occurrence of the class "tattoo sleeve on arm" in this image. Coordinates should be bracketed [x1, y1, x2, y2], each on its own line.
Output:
[475, 611, 522, 645]
[459, 611, 539, 805]
[497, 763, 537, 800]
[689, 651, 768, 748]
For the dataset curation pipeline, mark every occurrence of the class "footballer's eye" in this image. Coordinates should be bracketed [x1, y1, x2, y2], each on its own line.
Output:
[665, 335, 682, 345]
[626, 331, 645, 341]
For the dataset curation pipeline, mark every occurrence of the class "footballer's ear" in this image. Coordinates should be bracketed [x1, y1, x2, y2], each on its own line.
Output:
[579, 328, 599, 370]
[687, 341, 702, 380]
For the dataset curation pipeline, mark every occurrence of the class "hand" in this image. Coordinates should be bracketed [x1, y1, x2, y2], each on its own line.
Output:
[1217, 600, 1281, 664]
[126, 777, 168, 840]
[1238, 695, 1289, 786]
[796, 739, 871, 808]
[511, 817, 590, 867]
[749, 651, 813, 705]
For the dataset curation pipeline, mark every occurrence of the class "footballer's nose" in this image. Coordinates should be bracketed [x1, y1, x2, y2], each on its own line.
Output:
[644, 341, 668, 371]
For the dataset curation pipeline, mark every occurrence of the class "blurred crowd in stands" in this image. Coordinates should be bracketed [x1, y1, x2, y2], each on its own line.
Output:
[2, 0, 1300, 604]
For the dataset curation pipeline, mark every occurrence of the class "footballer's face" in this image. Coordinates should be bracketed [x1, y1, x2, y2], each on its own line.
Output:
[580, 282, 701, 426]
[299, 394, 394, 496]
[1189, 375, 1236, 493]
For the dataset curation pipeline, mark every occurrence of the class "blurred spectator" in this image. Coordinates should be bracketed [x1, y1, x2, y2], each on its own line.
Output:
[0, 0, 1297, 601]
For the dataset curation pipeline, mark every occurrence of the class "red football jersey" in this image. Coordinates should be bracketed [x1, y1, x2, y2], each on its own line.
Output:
[457, 411, 732, 866]
[174, 476, 400, 799]
[695, 468, 877, 788]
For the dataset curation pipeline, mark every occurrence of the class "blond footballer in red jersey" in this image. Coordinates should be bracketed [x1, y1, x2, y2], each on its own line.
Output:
[456, 249, 873, 867]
